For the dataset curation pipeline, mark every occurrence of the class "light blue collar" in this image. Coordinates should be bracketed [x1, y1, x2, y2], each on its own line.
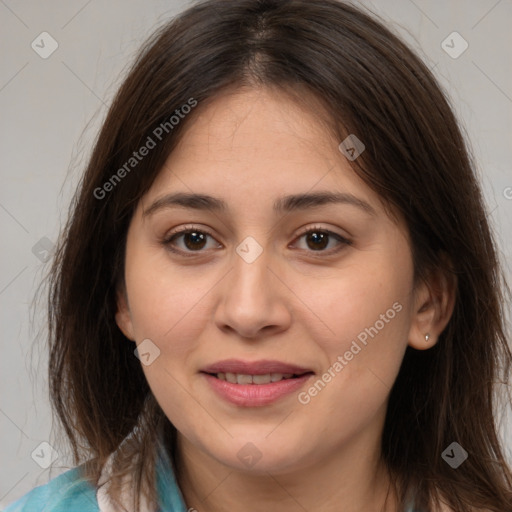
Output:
[155, 445, 189, 511]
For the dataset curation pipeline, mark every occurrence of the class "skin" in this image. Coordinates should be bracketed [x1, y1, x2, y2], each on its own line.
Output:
[116, 87, 455, 512]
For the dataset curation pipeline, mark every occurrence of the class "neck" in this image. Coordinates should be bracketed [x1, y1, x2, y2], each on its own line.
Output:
[175, 431, 397, 512]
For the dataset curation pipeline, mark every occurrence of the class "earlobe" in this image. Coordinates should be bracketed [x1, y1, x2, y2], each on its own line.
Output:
[115, 288, 135, 341]
[408, 264, 457, 350]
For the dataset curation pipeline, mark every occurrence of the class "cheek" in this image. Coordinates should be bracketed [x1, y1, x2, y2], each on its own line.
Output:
[124, 245, 215, 356]
[293, 247, 413, 406]
[296, 262, 410, 348]
[295, 273, 411, 436]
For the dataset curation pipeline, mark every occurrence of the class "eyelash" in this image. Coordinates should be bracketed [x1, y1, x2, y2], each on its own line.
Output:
[161, 224, 352, 258]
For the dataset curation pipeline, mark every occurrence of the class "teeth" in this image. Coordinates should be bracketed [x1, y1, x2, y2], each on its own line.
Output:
[236, 374, 253, 385]
[252, 374, 272, 384]
[225, 372, 237, 384]
[272, 373, 293, 382]
[214, 372, 296, 384]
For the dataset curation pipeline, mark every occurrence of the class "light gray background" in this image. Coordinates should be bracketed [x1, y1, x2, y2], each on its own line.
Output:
[1, 0, 511, 507]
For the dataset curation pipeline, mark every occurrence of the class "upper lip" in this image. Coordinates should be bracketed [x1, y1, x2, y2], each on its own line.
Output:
[201, 359, 314, 375]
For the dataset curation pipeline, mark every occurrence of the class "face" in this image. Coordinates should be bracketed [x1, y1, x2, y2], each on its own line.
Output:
[116, 87, 422, 475]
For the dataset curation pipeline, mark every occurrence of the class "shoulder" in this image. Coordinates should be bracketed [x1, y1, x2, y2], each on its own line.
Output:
[3, 466, 99, 512]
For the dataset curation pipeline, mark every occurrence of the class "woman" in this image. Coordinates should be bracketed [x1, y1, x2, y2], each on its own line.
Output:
[6, 0, 512, 510]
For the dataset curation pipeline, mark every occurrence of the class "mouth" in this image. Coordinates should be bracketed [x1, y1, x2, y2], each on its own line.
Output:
[203, 371, 313, 384]
[200, 359, 315, 406]
[201, 358, 314, 376]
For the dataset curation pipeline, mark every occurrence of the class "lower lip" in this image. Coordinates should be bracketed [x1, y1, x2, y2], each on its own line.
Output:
[202, 373, 313, 407]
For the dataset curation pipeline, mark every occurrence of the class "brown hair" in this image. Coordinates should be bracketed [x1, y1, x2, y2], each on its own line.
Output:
[46, 0, 512, 510]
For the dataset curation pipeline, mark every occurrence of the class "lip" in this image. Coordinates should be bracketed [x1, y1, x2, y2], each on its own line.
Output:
[200, 359, 315, 407]
[201, 359, 313, 375]
[202, 373, 313, 406]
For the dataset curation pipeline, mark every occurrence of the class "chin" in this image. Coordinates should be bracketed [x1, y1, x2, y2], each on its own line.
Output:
[208, 436, 309, 475]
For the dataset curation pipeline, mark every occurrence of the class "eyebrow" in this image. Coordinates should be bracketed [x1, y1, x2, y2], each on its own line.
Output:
[142, 191, 377, 217]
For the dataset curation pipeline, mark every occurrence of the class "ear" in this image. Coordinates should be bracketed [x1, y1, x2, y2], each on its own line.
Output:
[115, 285, 136, 341]
[408, 262, 457, 350]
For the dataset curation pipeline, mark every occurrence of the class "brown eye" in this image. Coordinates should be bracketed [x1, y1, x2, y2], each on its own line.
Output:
[180, 231, 207, 250]
[162, 227, 221, 256]
[293, 226, 352, 255]
[304, 231, 329, 251]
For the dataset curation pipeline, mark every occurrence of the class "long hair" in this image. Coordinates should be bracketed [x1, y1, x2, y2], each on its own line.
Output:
[46, 1, 512, 510]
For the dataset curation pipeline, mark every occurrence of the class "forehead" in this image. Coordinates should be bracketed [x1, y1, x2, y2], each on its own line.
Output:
[184, 86, 331, 141]
[141, 87, 386, 213]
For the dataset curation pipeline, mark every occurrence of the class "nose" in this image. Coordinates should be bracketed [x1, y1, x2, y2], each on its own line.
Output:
[214, 245, 292, 339]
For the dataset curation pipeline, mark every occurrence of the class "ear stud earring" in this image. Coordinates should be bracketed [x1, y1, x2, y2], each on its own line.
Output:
[425, 333, 430, 342]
